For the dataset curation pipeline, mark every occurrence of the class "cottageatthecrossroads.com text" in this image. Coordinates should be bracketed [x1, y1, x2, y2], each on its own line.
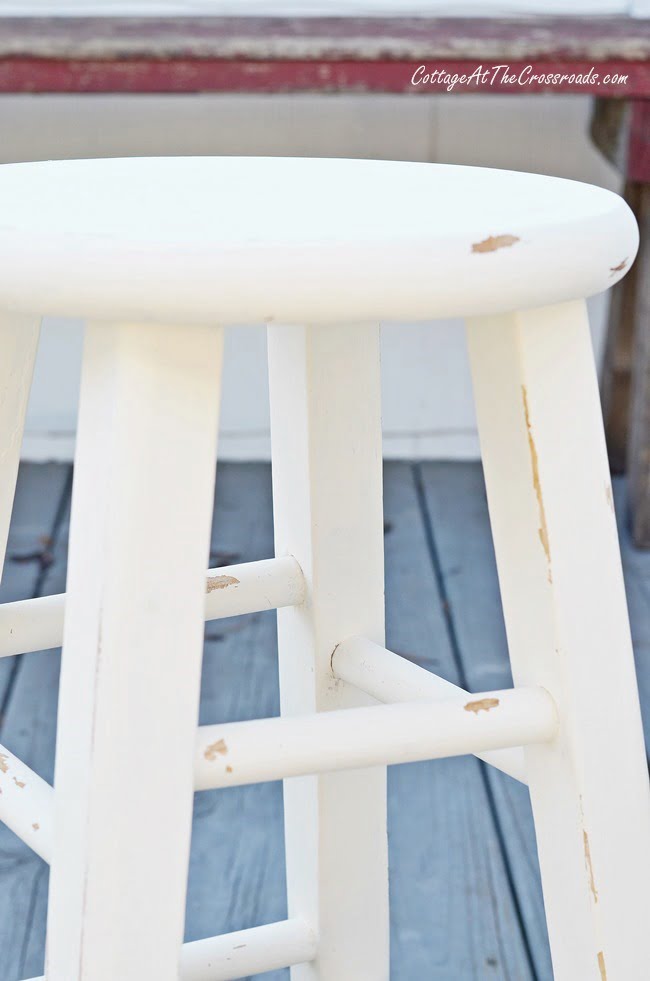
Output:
[410, 64, 629, 91]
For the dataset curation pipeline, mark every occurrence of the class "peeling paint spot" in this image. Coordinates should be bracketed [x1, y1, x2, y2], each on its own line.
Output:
[610, 258, 627, 275]
[605, 484, 614, 512]
[583, 830, 599, 904]
[206, 575, 240, 593]
[32, 823, 39, 831]
[12, 777, 25, 788]
[598, 951, 607, 980]
[522, 386, 552, 583]
[0, 753, 8, 773]
[464, 697, 500, 714]
[204, 738, 228, 761]
[471, 234, 520, 254]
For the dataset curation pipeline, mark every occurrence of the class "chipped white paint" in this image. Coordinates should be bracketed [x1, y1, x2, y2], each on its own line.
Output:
[46, 322, 223, 981]
[0, 158, 636, 326]
[332, 635, 527, 782]
[11, 95, 623, 465]
[0, 313, 40, 580]
[194, 687, 557, 790]
[0, 156, 644, 981]
[268, 323, 389, 980]
[0, 742, 53, 863]
[467, 300, 650, 980]
[203, 555, 304, 618]
[0, 555, 305, 658]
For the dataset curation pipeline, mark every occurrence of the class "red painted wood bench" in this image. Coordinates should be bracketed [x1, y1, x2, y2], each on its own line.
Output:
[0, 14, 648, 542]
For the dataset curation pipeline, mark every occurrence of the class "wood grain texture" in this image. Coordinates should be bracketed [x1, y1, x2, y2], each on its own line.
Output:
[383, 462, 535, 981]
[419, 460, 552, 980]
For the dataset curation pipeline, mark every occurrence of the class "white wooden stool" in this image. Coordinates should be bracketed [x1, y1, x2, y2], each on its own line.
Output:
[0, 157, 647, 981]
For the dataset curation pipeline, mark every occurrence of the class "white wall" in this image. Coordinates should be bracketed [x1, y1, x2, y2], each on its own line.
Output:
[0, 92, 619, 460]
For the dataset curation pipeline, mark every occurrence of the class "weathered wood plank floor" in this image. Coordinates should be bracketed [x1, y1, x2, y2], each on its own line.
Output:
[0, 461, 648, 981]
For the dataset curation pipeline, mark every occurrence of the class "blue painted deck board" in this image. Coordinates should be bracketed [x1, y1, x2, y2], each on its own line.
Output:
[0, 461, 648, 981]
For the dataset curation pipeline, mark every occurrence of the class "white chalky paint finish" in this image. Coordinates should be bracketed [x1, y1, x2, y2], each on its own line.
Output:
[0, 741, 53, 863]
[0, 158, 637, 326]
[0, 555, 305, 658]
[46, 321, 223, 981]
[179, 918, 317, 981]
[268, 323, 389, 980]
[467, 300, 650, 981]
[194, 687, 557, 790]
[26, 917, 317, 981]
[0, 157, 643, 981]
[332, 635, 527, 782]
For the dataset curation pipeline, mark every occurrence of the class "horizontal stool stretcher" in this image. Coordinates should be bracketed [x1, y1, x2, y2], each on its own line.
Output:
[0, 634, 540, 869]
[0, 556, 304, 658]
[194, 685, 556, 791]
[25, 917, 317, 981]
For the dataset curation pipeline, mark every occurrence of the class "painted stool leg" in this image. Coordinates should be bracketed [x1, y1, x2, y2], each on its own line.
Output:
[0, 313, 40, 579]
[267, 324, 389, 981]
[46, 321, 223, 981]
[466, 300, 650, 980]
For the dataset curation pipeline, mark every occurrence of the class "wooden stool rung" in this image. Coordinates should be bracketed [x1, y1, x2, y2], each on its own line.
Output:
[333, 635, 527, 783]
[0, 555, 305, 659]
[24, 916, 317, 981]
[194, 687, 557, 792]
[0, 741, 53, 863]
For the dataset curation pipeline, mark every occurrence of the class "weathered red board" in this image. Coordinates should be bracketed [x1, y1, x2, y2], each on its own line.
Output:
[0, 16, 647, 178]
[0, 57, 648, 97]
[0, 16, 648, 96]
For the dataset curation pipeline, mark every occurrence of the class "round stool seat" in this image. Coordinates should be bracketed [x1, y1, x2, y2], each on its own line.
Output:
[0, 156, 637, 326]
